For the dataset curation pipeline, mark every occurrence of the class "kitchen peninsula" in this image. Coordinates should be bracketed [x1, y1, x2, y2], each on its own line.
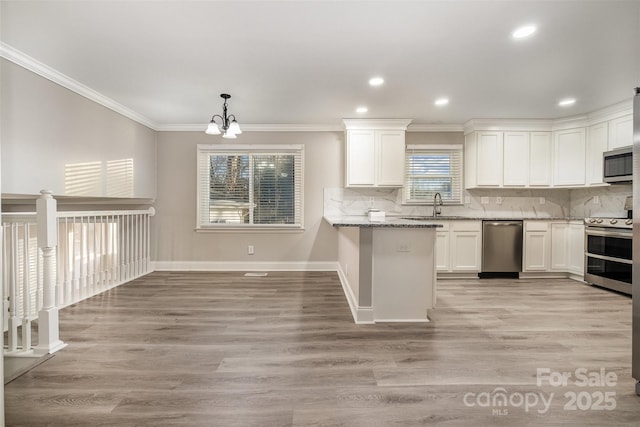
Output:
[325, 216, 441, 324]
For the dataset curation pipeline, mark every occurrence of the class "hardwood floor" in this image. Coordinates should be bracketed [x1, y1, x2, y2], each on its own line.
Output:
[4, 272, 639, 426]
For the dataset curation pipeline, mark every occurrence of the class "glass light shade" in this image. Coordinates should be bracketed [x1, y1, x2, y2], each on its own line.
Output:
[222, 130, 237, 139]
[205, 121, 221, 135]
[228, 120, 242, 135]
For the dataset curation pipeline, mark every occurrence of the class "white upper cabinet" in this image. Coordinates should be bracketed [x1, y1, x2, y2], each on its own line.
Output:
[553, 128, 586, 186]
[377, 130, 406, 186]
[503, 132, 529, 186]
[608, 114, 633, 150]
[343, 119, 411, 188]
[528, 132, 552, 186]
[464, 105, 631, 189]
[586, 122, 608, 185]
[476, 131, 504, 186]
[345, 130, 376, 186]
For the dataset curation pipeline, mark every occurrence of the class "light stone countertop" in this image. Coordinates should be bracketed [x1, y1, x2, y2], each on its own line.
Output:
[325, 215, 584, 228]
[324, 216, 442, 228]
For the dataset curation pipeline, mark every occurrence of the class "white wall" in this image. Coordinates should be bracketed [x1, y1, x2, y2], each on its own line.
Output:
[153, 131, 342, 265]
[0, 59, 157, 199]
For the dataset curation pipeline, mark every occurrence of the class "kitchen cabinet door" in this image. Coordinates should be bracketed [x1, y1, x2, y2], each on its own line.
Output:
[586, 122, 608, 185]
[435, 231, 450, 272]
[567, 222, 585, 276]
[476, 131, 504, 186]
[464, 132, 478, 189]
[377, 130, 405, 186]
[529, 132, 552, 186]
[553, 128, 586, 186]
[523, 232, 549, 271]
[450, 222, 482, 271]
[550, 222, 569, 271]
[346, 130, 375, 186]
[503, 132, 529, 186]
[608, 115, 633, 150]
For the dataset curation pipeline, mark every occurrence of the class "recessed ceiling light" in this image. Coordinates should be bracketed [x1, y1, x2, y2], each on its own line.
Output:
[369, 77, 384, 86]
[356, 106, 368, 113]
[558, 98, 576, 107]
[512, 24, 537, 39]
[434, 97, 449, 106]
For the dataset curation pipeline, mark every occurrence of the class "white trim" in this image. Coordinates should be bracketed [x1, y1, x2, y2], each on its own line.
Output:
[0, 42, 158, 130]
[342, 118, 413, 130]
[463, 118, 554, 134]
[151, 261, 337, 272]
[160, 123, 344, 132]
[585, 99, 633, 125]
[408, 124, 464, 132]
[463, 99, 633, 134]
[550, 115, 589, 131]
[336, 264, 375, 324]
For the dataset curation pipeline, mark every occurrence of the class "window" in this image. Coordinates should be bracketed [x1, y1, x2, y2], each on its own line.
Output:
[404, 145, 463, 204]
[197, 145, 304, 229]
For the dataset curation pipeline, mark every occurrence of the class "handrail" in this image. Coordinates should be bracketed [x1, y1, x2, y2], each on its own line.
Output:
[2, 207, 155, 219]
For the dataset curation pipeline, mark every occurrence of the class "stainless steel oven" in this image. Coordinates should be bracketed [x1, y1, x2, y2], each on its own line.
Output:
[584, 218, 632, 295]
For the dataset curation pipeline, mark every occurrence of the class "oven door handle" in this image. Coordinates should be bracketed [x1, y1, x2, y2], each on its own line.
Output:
[585, 229, 632, 239]
[585, 252, 633, 265]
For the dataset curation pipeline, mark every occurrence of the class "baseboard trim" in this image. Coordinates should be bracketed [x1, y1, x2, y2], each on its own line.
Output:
[151, 261, 338, 272]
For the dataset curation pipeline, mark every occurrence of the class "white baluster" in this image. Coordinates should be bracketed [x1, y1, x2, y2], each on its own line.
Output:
[22, 224, 31, 351]
[34, 190, 66, 355]
[7, 224, 18, 353]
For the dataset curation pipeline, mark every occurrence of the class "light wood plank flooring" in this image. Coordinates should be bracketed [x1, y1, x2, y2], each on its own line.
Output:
[4, 272, 639, 426]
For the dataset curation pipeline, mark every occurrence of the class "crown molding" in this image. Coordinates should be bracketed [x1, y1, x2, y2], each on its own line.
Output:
[584, 98, 632, 125]
[463, 118, 554, 134]
[156, 123, 344, 132]
[407, 123, 464, 132]
[0, 42, 159, 130]
[342, 118, 413, 130]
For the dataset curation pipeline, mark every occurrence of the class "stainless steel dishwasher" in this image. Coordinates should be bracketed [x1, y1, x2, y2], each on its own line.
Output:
[481, 220, 523, 276]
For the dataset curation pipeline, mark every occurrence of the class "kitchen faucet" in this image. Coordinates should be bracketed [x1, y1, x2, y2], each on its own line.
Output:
[433, 192, 443, 218]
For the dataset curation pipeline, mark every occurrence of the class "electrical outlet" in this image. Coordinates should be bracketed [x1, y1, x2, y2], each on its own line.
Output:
[398, 244, 411, 253]
[593, 196, 600, 204]
[539, 197, 546, 205]
[496, 196, 503, 205]
[248, 245, 255, 255]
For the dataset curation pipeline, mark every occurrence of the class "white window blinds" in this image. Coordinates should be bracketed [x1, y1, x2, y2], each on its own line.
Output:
[404, 145, 463, 204]
[197, 145, 304, 229]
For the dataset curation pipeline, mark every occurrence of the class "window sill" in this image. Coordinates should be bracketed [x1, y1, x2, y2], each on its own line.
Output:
[195, 226, 305, 233]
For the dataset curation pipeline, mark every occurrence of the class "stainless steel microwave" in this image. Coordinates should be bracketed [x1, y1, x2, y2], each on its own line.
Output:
[603, 146, 633, 183]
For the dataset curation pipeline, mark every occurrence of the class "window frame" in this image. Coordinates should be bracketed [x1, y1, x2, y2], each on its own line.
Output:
[196, 144, 304, 231]
[403, 144, 464, 205]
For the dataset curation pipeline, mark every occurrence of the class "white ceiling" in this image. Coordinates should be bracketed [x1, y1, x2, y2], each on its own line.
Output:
[1, 1, 639, 129]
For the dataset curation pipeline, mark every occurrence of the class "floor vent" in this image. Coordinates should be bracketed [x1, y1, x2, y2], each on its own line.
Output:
[244, 272, 268, 277]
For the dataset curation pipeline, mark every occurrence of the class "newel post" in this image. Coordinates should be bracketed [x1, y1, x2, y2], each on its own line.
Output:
[34, 190, 66, 355]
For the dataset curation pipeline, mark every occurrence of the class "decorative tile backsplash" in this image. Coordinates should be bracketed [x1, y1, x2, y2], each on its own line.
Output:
[324, 185, 632, 219]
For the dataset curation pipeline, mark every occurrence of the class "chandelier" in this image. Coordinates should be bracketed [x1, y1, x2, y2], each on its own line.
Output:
[205, 93, 242, 138]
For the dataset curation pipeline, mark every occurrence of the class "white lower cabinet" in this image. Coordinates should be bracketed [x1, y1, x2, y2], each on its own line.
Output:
[567, 221, 585, 275]
[523, 220, 584, 276]
[436, 221, 482, 273]
[550, 223, 569, 270]
[523, 221, 550, 271]
[435, 222, 450, 271]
